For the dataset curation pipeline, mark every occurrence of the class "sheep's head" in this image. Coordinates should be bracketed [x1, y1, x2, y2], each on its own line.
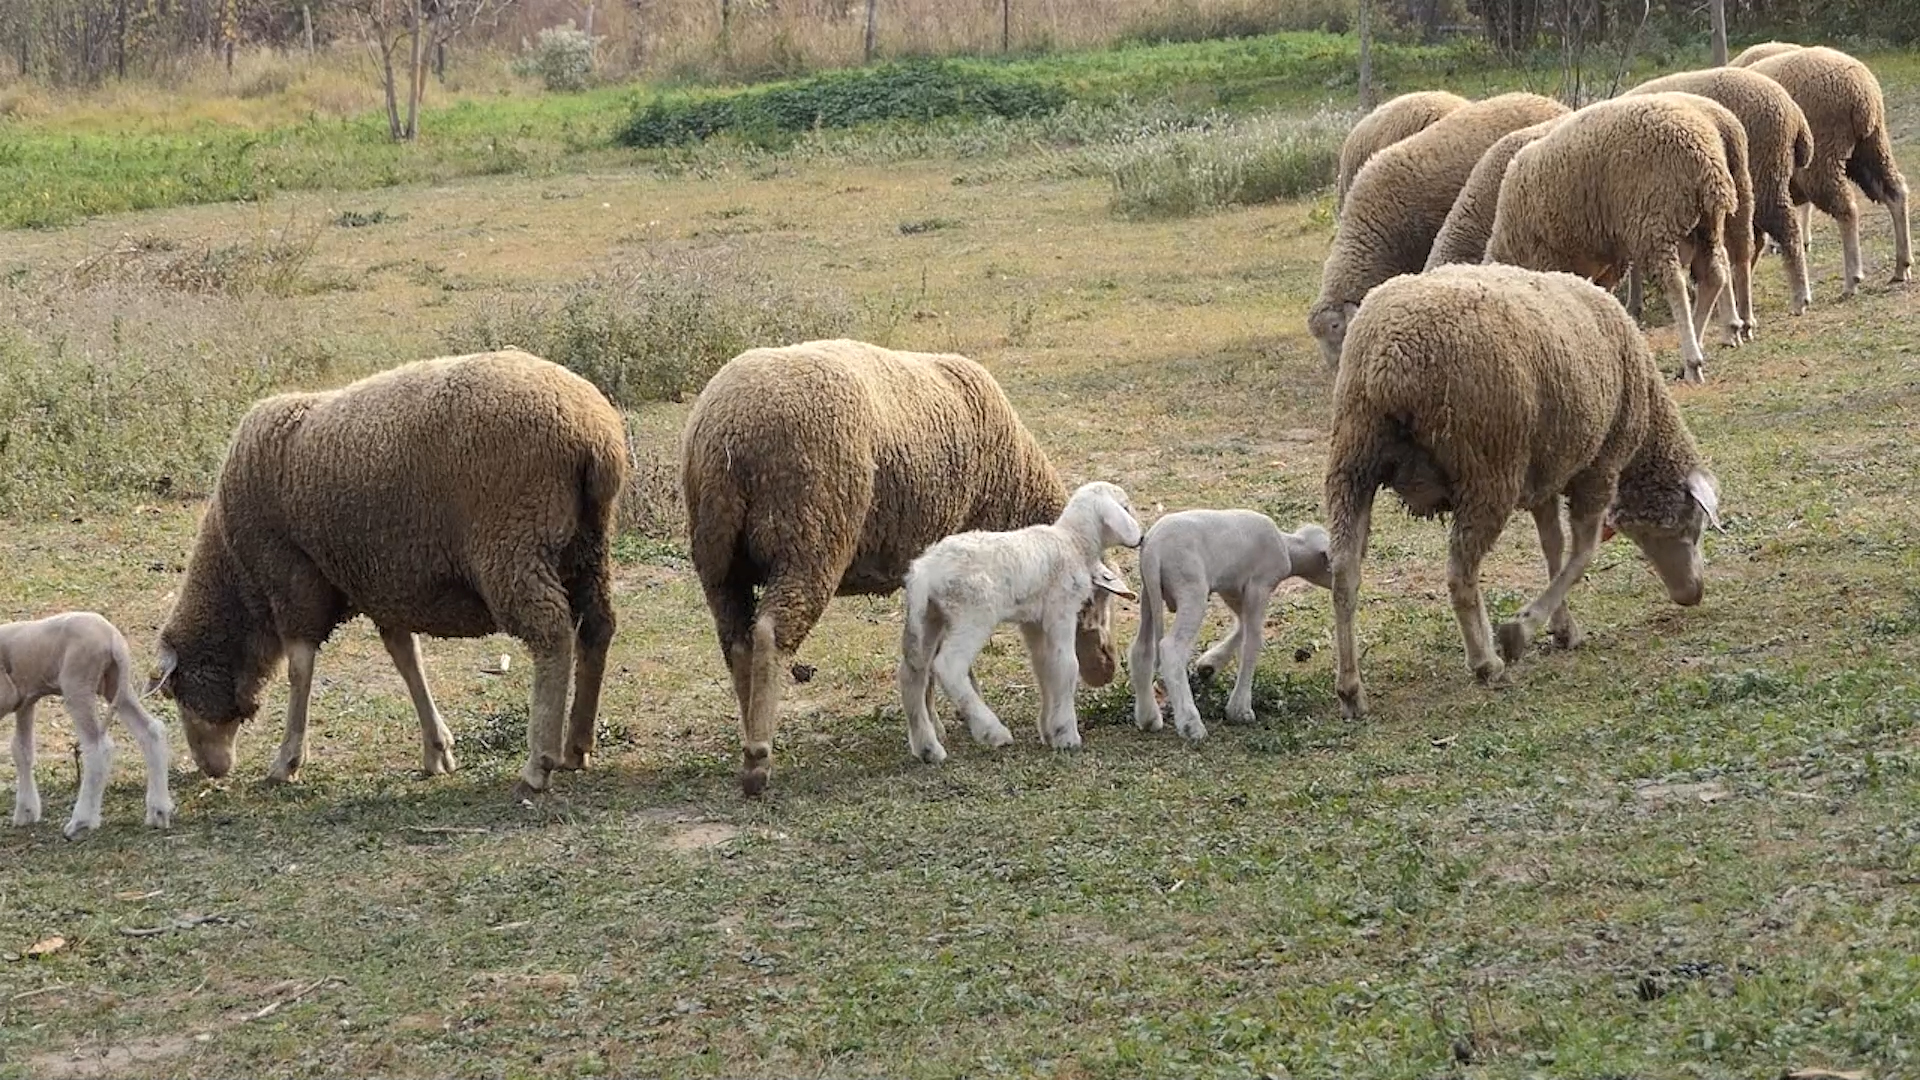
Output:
[1288, 523, 1334, 589]
[1073, 562, 1137, 688]
[148, 638, 261, 779]
[1308, 300, 1359, 371]
[1610, 469, 1721, 607]
[1067, 480, 1144, 550]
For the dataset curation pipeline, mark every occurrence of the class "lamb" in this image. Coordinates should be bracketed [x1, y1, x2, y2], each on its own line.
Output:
[1323, 264, 1722, 719]
[1335, 90, 1470, 215]
[1309, 92, 1570, 369]
[681, 339, 1125, 796]
[1127, 511, 1331, 743]
[5, 612, 173, 837]
[1626, 66, 1816, 316]
[1424, 118, 1562, 269]
[151, 350, 628, 801]
[1729, 41, 1802, 68]
[897, 482, 1143, 763]
[1486, 93, 1742, 382]
[1749, 45, 1912, 292]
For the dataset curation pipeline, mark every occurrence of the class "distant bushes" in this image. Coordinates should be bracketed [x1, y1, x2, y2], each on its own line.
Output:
[616, 61, 1069, 148]
[515, 21, 599, 92]
[1104, 107, 1351, 218]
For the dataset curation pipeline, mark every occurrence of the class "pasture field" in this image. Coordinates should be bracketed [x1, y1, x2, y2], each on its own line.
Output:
[2, 39, 1919, 1080]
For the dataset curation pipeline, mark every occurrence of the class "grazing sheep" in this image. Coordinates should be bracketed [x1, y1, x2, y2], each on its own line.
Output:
[1310, 92, 1570, 369]
[1627, 67, 1816, 316]
[1128, 511, 1331, 743]
[1487, 93, 1741, 382]
[151, 350, 627, 800]
[681, 339, 1123, 796]
[5, 612, 173, 837]
[1730, 41, 1802, 68]
[1750, 45, 1912, 292]
[898, 482, 1142, 763]
[1425, 118, 1562, 269]
[1323, 265, 1722, 718]
[1336, 90, 1470, 215]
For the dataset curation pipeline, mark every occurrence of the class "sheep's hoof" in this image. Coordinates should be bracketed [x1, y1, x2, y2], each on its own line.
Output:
[558, 749, 590, 772]
[266, 763, 301, 785]
[738, 766, 769, 798]
[1551, 622, 1585, 651]
[1496, 621, 1531, 664]
[12, 803, 41, 827]
[1194, 663, 1218, 682]
[1049, 727, 1083, 750]
[1473, 658, 1509, 687]
[914, 742, 948, 765]
[1134, 707, 1164, 732]
[1336, 684, 1368, 720]
[424, 744, 460, 776]
[1225, 700, 1255, 726]
[146, 802, 175, 829]
[510, 779, 546, 804]
[1893, 268, 1912, 284]
[972, 723, 1014, 749]
[62, 817, 100, 840]
[1175, 717, 1209, 743]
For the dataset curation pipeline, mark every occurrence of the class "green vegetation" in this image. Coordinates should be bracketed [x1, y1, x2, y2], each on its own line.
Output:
[1104, 106, 1351, 218]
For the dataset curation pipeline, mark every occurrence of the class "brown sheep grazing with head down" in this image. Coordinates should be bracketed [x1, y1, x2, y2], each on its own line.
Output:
[1335, 90, 1470, 215]
[681, 339, 1123, 797]
[152, 350, 628, 801]
[1323, 265, 1721, 719]
[1749, 44, 1912, 293]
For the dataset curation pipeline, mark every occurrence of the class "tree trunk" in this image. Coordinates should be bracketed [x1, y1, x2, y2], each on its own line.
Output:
[303, 5, 315, 53]
[403, 5, 426, 141]
[1708, 0, 1728, 65]
[379, 35, 403, 140]
[1002, 0, 1011, 52]
[117, 0, 128, 79]
[864, 0, 878, 62]
[584, 2, 595, 38]
[1357, 0, 1373, 109]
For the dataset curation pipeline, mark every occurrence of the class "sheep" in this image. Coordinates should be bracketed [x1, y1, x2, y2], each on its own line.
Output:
[897, 482, 1142, 763]
[1625, 67, 1816, 317]
[681, 339, 1125, 796]
[5, 612, 173, 837]
[1336, 90, 1470, 215]
[1730, 41, 1802, 68]
[150, 350, 628, 801]
[1309, 92, 1571, 369]
[1486, 93, 1742, 383]
[1424, 118, 1562, 269]
[1127, 511, 1331, 743]
[1323, 264, 1722, 719]
[1749, 45, 1912, 292]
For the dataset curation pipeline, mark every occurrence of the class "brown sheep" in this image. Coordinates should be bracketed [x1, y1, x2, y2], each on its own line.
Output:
[680, 339, 1121, 797]
[1425, 118, 1562, 269]
[1335, 90, 1470, 215]
[1323, 265, 1721, 718]
[1729, 41, 1802, 68]
[152, 350, 627, 800]
[1750, 45, 1912, 292]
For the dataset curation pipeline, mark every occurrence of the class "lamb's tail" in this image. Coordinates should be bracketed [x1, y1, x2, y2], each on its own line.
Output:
[1845, 131, 1908, 208]
[1791, 123, 1813, 172]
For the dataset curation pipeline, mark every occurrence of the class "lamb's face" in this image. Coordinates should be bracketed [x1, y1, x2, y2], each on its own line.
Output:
[1308, 301, 1357, 370]
[1074, 586, 1120, 688]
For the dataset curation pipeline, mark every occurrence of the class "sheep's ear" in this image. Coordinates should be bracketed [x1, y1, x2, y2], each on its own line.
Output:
[1686, 470, 1723, 531]
[1091, 563, 1137, 602]
[146, 645, 178, 700]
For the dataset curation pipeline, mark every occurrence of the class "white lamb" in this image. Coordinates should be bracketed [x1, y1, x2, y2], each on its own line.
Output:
[4, 612, 174, 838]
[898, 481, 1143, 764]
[1128, 512, 1332, 742]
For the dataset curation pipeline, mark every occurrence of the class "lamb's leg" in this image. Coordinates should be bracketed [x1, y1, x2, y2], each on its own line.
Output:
[379, 627, 457, 777]
[113, 696, 173, 829]
[1499, 500, 1605, 663]
[63, 692, 111, 838]
[1447, 512, 1508, 686]
[1021, 620, 1083, 750]
[898, 617, 947, 765]
[1158, 599, 1210, 742]
[11, 701, 40, 826]
[932, 622, 1011, 749]
[1326, 471, 1377, 719]
[268, 641, 319, 784]
[1127, 596, 1163, 733]
[1224, 591, 1270, 726]
[1660, 252, 1709, 383]
[1194, 593, 1242, 679]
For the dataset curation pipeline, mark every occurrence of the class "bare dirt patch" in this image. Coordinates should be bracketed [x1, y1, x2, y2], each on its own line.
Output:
[28, 1035, 196, 1080]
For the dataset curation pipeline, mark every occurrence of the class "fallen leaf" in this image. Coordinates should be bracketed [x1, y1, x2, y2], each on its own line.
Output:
[25, 936, 66, 958]
[1698, 788, 1733, 805]
[1785, 1070, 1866, 1080]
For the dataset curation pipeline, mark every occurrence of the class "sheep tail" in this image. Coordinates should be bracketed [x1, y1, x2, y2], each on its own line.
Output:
[1791, 125, 1812, 173]
[1134, 544, 1163, 651]
[1845, 132, 1908, 208]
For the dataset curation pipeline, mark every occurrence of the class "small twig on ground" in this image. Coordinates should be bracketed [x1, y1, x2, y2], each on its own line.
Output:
[9, 983, 69, 1003]
[247, 976, 336, 1022]
[404, 825, 492, 835]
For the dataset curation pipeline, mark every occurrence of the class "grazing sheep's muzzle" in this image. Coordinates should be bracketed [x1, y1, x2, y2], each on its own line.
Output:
[1670, 581, 1705, 607]
[181, 713, 238, 779]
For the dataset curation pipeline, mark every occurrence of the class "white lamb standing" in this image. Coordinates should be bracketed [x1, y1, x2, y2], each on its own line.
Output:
[898, 481, 1143, 763]
[1129, 511, 1332, 742]
[3, 612, 174, 838]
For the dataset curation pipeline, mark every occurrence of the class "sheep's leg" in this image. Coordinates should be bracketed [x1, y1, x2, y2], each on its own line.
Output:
[898, 617, 947, 765]
[1770, 197, 1812, 315]
[379, 627, 457, 777]
[1659, 253, 1708, 383]
[1158, 600, 1210, 742]
[1127, 599, 1163, 733]
[11, 701, 40, 827]
[113, 695, 173, 829]
[1726, 214, 1756, 341]
[62, 692, 111, 838]
[1447, 514, 1507, 686]
[1689, 242, 1735, 355]
[1499, 501, 1604, 664]
[1497, 502, 1581, 663]
[1021, 621, 1083, 750]
[1224, 591, 1270, 726]
[1327, 473, 1376, 720]
[268, 641, 319, 784]
[1799, 201, 1814, 252]
[1887, 186, 1913, 283]
[563, 572, 616, 772]
[932, 622, 1011, 749]
[1809, 177, 1864, 296]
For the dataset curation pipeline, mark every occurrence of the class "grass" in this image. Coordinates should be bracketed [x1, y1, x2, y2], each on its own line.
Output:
[1, 36, 1919, 1080]
[1103, 105, 1354, 218]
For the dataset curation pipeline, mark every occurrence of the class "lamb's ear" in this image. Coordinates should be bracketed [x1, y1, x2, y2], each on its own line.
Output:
[145, 644, 178, 700]
[1091, 562, 1137, 602]
[1686, 469, 1723, 531]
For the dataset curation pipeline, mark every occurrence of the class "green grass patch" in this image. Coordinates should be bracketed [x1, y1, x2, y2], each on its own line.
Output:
[1104, 105, 1351, 218]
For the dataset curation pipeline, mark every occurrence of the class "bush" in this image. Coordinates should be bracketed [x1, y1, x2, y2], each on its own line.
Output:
[1103, 106, 1352, 219]
[444, 253, 852, 407]
[514, 21, 598, 93]
[616, 60, 1069, 148]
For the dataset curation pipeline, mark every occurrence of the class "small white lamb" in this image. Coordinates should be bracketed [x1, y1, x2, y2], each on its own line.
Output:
[3, 612, 174, 837]
[1129, 511, 1332, 742]
[898, 481, 1143, 763]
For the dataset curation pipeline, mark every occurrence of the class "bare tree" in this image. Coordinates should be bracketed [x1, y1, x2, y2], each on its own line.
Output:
[1709, 0, 1728, 64]
[1357, 0, 1373, 109]
[356, 0, 513, 142]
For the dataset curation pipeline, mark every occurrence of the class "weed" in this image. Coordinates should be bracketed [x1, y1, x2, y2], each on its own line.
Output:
[898, 216, 959, 235]
[66, 223, 323, 298]
[514, 21, 600, 93]
[334, 208, 402, 228]
[1104, 105, 1352, 218]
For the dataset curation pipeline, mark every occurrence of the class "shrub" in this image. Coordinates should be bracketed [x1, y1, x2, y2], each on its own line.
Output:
[514, 21, 598, 93]
[1103, 106, 1352, 219]
[443, 252, 853, 407]
[616, 60, 1069, 148]
[66, 226, 322, 298]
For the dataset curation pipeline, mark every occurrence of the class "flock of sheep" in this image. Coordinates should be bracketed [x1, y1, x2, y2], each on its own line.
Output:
[1, 41, 1909, 832]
